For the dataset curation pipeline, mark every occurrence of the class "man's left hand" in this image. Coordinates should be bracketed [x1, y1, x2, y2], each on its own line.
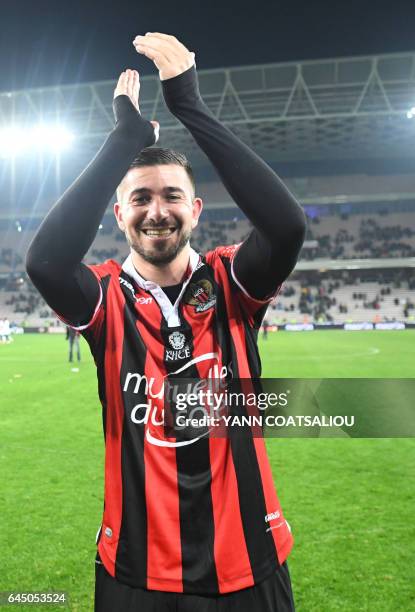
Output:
[133, 33, 195, 81]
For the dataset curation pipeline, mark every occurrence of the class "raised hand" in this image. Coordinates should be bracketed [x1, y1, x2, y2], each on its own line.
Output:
[113, 68, 159, 142]
[133, 33, 195, 81]
[113, 68, 141, 112]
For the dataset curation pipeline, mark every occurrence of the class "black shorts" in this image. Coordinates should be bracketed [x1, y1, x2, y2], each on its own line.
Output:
[94, 558, 295, 612]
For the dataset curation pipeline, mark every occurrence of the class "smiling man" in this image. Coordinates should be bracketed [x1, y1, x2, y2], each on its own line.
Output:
[114, 151, 202, 273]
[26, 33, 306, 612]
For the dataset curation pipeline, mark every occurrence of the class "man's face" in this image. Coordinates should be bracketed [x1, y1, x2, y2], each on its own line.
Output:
[114, 164, 203, 266]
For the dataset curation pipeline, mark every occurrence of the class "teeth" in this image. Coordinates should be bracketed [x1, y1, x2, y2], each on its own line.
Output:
[143, 229, 174, 236]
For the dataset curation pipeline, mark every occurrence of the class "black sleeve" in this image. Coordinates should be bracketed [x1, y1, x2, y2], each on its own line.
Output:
[162, 66, 306, 299]
[25, 96, 156, 325]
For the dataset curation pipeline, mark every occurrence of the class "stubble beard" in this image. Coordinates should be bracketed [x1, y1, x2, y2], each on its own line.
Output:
[127, 227, 192, 265]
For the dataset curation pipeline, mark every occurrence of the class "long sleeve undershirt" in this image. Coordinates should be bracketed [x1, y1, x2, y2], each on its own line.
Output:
[162, 67, 306, 299]
[26, 66, 306, 325]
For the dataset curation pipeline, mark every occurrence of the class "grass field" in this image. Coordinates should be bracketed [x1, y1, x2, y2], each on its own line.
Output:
[1, 331, 414, 611]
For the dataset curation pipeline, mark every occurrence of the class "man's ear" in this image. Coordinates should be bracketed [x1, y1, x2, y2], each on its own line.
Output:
[191, 197, 203, 229]
[114, 201, 125, 231]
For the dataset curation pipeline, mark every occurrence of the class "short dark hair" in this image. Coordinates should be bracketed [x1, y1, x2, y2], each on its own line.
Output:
[117, 147, 195, 199]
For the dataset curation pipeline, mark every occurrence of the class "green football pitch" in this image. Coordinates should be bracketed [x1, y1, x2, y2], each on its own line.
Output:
[1, 331, 414, 611]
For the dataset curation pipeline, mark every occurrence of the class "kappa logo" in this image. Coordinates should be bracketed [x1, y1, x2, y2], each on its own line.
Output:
[184, 280, 216, 312]
[265, 510, 281, 523]
[119, 278, 152, 304]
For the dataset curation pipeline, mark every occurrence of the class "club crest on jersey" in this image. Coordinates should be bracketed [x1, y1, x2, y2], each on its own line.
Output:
[166, 331, 191, 361]
[184, 280, 216, 312]
[168, 332, 186, 350]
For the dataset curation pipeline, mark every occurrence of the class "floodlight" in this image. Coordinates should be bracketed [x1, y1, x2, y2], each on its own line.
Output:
[0, 124, 75, 158]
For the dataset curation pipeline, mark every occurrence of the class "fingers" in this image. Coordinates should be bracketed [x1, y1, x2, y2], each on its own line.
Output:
[126, 69, 140, 93]
[114, 71, 126, 96]
[133, 33, 185, 61]
[133, 36, 174, 65]
[132, 70, 140, 111]
[133, 33, 195, 81]
[113, 69, 140, 112]
[145, 32, 192, 59]
[150, 120, 160, 143]
[138, 32, 180, 47]
[114, 69, 132, 93]
[144, 33, 190, 54]
[145, 32, 175, 41]
[134, 46, 171, 77]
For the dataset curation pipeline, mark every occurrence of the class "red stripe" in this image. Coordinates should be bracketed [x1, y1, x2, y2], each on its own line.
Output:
[98, 277, 126, 577]
[226, 277, 293, 562]
[213, 255, 293, 565]
[183, 270, 254, 592]
[253, 438, 294, 563]
[135, 300, 183, 591]
[209, 437, 255, 592]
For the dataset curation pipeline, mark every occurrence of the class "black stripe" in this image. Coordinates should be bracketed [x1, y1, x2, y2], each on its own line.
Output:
[228, 411, 279, 580]
[94, 275, 111, 434]
[210, 269, 235, 379]
[219, 257, 279, 579]
[115, 297, 148, 587]
[161, 282, 219, 594]
[252, 303, 269, 330]
[82, 274, 110, 550]
[243, 321, 263, 378]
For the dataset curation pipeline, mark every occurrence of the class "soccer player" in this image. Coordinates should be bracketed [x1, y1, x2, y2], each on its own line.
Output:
[1, 317, 12, 344]
[263, 319, 270, 340]
[26, 33, 306, 612]
[66, 326, 81, 363]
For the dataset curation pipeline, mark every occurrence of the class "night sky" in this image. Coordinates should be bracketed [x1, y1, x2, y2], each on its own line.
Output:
[1, 0, 415, 91]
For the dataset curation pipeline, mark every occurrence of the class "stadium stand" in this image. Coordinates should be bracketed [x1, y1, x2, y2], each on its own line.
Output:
[265, 271, 415, 325]
[1, 202, 414, 328]
[303, 211, 415, 260]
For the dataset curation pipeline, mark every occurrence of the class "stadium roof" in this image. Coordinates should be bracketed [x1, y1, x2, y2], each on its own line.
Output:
[2, 52, 415, 166]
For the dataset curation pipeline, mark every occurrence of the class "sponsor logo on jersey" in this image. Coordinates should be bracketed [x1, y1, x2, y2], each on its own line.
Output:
[119, 277, 152, 303]
[264, 510, 286, 533]
[184, 280, 216, 312]
[265, 510, 281, 523]
[124, 357, 230, 448]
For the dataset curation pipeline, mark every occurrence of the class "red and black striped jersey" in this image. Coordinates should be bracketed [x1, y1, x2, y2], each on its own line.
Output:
[73, 245, 293, 594]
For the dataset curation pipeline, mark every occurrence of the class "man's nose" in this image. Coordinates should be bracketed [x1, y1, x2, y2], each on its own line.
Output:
[146, 198, 169, 223]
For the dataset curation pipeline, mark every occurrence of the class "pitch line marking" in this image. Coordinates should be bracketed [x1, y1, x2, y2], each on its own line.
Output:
[273, 347, 380, 361]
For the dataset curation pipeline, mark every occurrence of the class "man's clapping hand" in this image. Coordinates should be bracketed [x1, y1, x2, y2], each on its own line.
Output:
[113, 68, 159, 141]
[133, 33, 195, 81]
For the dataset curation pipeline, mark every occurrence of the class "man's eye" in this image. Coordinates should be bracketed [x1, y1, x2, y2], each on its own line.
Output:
[167, 194, 180, 200]
[133, 196, 150, 204]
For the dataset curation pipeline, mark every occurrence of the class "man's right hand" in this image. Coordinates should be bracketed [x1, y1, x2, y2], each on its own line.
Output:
[113, 68, 159, 142]
[113, 69, 140, 112]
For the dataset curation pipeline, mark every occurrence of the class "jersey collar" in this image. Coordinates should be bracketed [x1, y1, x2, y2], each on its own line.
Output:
[121, 248, 202, 327]
[121, 248, 201, 291]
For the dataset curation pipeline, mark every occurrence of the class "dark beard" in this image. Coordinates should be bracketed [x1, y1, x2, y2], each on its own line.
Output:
[128, 228, 192, 265]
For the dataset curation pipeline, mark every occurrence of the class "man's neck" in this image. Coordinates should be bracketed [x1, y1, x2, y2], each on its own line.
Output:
[130, 245, 191, 287]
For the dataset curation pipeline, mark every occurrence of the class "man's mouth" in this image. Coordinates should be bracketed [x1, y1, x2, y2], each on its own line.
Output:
[140, 227, 177, 238]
